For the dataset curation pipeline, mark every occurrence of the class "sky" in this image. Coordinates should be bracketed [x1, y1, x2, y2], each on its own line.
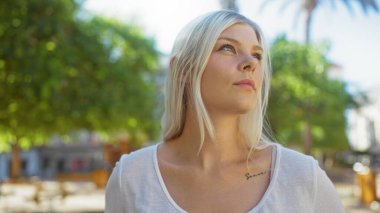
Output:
[84, 0, 380, 92]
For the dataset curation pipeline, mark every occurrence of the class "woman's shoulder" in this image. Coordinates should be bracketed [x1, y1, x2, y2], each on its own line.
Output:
[118, 143, 158, 165]
[277, 144, 315, 163]
[111, 143, 159, 183]
[276, 143, 318, 180]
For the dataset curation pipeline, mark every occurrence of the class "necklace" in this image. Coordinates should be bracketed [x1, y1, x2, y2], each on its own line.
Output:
[245, 169, 272, 180]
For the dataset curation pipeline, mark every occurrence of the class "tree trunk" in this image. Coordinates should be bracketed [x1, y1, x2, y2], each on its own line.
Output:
[302, 0, 317, 44]
[302, 121, 313, 155]
[220, 0, 239, 12]
[305, 11, 313, 44]
[10, 142, 21, 180]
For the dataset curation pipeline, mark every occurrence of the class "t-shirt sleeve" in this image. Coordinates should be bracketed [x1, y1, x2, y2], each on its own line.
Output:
[313, 162, 345, 213]
[105, 160, 125, 213]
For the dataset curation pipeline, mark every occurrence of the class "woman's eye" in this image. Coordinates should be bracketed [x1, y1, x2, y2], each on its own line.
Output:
[252, 53, 263, 61]
[219, 44, 236, 53]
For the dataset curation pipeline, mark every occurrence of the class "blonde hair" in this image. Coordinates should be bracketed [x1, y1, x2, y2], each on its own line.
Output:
[161, 10, 272, 150]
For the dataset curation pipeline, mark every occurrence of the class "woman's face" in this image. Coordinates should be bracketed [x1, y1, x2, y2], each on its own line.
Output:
[201, 23, 264, 115]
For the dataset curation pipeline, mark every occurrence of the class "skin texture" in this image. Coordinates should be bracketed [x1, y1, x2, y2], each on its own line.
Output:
[158, 24, 272, 213]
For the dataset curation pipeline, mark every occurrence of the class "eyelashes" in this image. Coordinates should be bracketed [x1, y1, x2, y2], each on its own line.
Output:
[252, 53, 263, 61]
[219, 44, 236, 53]
[218, 44, 263, 60]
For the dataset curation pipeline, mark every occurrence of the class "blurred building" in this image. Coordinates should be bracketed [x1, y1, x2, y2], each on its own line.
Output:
[0, 131, 137, 183]
[347, 86, 380, 165]
[0, 132, 106, 181]
[328, 63, 344, 81]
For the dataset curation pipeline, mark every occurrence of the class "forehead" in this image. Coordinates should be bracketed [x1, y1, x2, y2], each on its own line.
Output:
[218, 23, 260, 45]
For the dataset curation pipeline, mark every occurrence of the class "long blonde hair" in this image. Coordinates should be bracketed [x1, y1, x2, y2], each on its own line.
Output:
[161, 10, 272, 150]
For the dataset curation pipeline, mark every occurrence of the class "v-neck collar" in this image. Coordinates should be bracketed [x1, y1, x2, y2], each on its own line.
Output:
[153, 143, 282, 213]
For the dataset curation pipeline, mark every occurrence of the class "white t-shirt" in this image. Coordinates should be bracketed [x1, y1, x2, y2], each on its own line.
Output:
[105, 143, 345, 213]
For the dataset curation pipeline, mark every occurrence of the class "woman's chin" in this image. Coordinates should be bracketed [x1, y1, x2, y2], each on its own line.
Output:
[233, 103, 254, 114]
[232, 97, 257, 113]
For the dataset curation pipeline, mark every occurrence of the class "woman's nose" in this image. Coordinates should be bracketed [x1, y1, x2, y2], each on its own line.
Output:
[238, 54, 258, 72]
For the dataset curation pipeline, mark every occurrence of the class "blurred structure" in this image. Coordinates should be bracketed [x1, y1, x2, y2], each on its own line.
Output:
[353, 162, 379, 204]
[0, 132, 102, 181]
[347, 86, 380, 204]
[0, 131, 136, 187]
[347, 86, 380, 156]
[328, 63, 344, 81]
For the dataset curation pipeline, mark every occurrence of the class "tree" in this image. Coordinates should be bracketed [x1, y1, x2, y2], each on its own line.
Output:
[259, 0, 377, 154]
[262, 0, 379, 43]
[0, 0, 160, 179]
[267, 36, 354, 154]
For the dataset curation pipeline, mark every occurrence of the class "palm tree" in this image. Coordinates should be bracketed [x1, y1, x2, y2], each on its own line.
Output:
[262, 0, 379, 44]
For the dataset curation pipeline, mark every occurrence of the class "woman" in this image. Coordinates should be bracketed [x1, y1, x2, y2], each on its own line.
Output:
[105, 10, 344, 213]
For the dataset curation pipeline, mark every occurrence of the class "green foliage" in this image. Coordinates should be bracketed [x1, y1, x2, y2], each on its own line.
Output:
[0, 0, 160, 151]
[267, 36, 352, 151]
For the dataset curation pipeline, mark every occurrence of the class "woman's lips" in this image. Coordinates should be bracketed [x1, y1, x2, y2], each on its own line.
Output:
[234, 79, 256, 90]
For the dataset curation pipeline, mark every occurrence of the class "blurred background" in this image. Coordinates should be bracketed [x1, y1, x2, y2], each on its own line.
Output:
[0, 0, 379, 212]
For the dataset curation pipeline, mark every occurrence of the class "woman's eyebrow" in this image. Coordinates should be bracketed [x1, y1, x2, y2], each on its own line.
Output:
[217, 37, 263, 51]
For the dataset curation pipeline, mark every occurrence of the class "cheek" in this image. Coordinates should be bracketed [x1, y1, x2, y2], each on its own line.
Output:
[202, 57, 229, 88]
[200, 59, 232, 101]
[201, 68, 223, 99]
[255, 67, 264, 88]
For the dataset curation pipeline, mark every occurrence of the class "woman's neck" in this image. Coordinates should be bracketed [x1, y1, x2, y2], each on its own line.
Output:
[167, 109, 248, 171]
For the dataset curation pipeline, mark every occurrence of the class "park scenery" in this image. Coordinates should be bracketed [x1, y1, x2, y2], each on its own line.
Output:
[1, 0, 380, 212]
